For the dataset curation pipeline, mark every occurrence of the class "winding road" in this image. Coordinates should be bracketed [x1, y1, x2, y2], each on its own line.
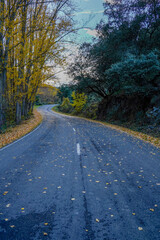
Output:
[0, 105, 160, 240]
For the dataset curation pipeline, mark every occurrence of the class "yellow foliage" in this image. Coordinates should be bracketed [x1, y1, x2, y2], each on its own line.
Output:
[71, 91, 87, 112]
[60, 97, 72, 113]
[0, 0, 74, 127]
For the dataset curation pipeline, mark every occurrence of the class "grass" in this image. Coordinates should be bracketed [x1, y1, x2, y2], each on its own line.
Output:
[0, 109, 42, 149]
[52, 106, 160, 149]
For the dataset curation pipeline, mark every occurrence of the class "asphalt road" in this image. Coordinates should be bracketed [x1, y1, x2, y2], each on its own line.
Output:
[0, 105, 160, 240]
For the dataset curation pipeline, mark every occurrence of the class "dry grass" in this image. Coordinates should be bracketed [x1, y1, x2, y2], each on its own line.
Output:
[0, 109, 42, 149]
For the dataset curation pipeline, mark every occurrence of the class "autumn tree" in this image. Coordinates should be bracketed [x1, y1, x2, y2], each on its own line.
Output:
[0, 0, 74, 131]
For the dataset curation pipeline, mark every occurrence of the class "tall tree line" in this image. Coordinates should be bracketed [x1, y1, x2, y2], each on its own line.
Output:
[69, 0, 160, 122]
[0, 0, 73, 131]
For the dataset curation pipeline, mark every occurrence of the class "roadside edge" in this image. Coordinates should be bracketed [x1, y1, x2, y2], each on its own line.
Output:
[52, 107, 160, 149]
[0, 109, 43, 149]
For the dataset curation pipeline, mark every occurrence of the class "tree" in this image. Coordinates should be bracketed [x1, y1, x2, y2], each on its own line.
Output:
[105, 52, 160, 97]
[0, 0, 74, 131]
[71, 91, 87, 113]
[68, 0, 160, 121]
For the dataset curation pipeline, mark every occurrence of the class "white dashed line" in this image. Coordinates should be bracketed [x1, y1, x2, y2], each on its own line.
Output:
[73, 128, 76, 132]
[77, 143, 81, 155]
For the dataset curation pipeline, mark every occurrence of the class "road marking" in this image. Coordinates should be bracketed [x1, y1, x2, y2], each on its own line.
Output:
[77, 143, 81, 155]
[0, 122, 42, 152]
[73, 128, 76, 132]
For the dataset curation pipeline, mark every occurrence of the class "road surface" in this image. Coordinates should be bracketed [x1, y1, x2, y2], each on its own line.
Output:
[0, 105, 160, 240]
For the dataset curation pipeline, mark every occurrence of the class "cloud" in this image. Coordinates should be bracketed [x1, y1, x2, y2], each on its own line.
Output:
[103, 0, 114, 3]
[94, 10, 104, 14]
[73, 10, 103, 16]
[84, 28, 99, 37]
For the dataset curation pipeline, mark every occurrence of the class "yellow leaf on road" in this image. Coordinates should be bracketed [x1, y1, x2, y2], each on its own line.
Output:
[138, 227, 143, 231]
[3, 191, 8, 195]
[150, 208, 154, 212]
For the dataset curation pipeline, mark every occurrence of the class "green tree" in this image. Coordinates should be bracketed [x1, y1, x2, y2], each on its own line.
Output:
[68, 0, 160, 121]
[105, 52, 160, 97]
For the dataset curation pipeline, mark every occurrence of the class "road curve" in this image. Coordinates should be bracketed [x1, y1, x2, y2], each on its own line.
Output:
[0, 105, 160, 240]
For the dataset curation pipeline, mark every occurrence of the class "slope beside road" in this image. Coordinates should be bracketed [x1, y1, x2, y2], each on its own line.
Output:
[0, 105, 160, 240]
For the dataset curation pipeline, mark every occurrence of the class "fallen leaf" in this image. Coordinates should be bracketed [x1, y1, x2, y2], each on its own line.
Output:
[138, 227, 143, 231]
[150, 208, 154, 212]
[3, 191, 8, 196]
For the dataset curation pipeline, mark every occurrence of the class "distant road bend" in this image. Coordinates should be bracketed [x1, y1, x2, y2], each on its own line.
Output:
[0, 105, 160, 240]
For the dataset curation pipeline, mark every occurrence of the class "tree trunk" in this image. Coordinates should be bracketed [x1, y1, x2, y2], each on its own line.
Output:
[16, 0, 27, 123]
[0, 0, 4, 131]
[16, 101, 21, 124]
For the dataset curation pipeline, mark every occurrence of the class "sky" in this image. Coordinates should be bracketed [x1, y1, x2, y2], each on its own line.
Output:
[72, 0, 106, 43]
[49, 0, 107, 86]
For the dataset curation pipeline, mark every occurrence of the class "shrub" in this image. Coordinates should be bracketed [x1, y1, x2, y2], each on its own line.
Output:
[146, 107, 160, 124]
[71, 91, 87, 113]
[59, 97, 72, 113]
[82, 103, 98, 119]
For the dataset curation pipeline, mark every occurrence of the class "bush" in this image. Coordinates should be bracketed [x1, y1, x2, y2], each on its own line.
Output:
[71, 91, 87, 113]
[59, 97, 72, 113]
[146, 107, 160, 124]
[35, 95, 42, 105]
[82, 103, 98, 119]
